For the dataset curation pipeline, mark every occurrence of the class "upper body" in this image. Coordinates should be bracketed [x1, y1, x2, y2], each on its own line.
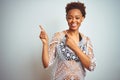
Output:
[39, 1, 96, 80]
[47, 31, 96, 80]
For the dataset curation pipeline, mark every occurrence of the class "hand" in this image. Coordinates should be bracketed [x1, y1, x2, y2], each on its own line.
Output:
[65, 31, 76, 50]
[39, 25, 48, 44]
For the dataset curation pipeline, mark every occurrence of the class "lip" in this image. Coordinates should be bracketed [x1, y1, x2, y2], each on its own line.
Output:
[70, 26, 77, 30]
[71, 23, 77, 27]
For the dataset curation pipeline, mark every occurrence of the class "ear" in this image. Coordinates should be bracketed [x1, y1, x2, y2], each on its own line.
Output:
[81, 17, 84, 22]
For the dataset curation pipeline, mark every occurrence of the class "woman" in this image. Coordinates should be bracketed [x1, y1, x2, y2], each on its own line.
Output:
[39, 1, 96, 80]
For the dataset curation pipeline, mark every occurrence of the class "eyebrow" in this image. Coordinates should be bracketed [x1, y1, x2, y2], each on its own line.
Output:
[67, 15, 81, 17]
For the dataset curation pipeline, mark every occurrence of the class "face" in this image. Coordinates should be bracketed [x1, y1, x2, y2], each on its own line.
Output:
[66, 9, 84, 31]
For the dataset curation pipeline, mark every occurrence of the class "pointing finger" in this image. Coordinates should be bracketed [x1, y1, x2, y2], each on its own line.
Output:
[39, 25, 44, 31]
[65, 31, 70, 38]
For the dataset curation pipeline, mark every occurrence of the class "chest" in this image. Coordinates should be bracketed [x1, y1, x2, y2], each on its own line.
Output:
[57, 39, 87, 62]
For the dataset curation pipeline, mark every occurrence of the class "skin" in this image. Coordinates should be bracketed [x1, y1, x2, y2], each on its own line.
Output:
[39, 9, 91, 70]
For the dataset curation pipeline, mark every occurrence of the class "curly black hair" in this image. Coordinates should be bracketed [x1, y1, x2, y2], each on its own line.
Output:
[65, 1, 86, 18]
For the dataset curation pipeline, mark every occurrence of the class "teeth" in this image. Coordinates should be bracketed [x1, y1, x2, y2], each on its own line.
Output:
[72, 23, 77, 26]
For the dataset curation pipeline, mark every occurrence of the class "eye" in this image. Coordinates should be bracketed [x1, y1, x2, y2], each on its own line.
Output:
[67, 17, 72, 19]
[76, 17, 80, 19]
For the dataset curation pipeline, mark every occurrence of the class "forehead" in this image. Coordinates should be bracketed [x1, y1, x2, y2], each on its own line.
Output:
[67, 9, 82, 16]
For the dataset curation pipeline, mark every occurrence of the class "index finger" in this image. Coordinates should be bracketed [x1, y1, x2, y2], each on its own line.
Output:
[39, 25, 44, 31]
[65, 31, 70, 38]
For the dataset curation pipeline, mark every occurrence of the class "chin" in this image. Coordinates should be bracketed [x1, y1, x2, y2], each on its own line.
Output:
[70, 27, 78, 30]
[70, 28, 78, 31]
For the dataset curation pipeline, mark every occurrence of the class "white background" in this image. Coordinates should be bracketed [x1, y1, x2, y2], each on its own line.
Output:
[0, 0, 120, 80]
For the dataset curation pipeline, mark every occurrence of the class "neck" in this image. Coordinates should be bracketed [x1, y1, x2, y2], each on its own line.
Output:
[67, 29, 79, 36]
[66, 29, 80, 44]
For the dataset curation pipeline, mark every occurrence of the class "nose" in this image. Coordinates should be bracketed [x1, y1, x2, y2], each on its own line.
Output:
[72, 18, 76, 22]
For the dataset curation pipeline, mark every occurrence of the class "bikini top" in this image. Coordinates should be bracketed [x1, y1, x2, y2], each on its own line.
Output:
[58, 33, 82, 62]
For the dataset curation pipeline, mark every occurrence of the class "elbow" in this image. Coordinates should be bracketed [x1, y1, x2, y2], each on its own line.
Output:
[42, 62, 49, 69]
[42, 57, 49, 69]
[87, 61, 96, 71]
[42, 60, 49, 69]
[84, 58, 96, 71]
[43, 65, 48, 69]
[85, 65, 95, 71]
[87, 66, 95, 71]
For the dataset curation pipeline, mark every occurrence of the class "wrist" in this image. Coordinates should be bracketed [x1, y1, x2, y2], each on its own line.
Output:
[43, 42, 48, 45]
[70, 44, 79, 52]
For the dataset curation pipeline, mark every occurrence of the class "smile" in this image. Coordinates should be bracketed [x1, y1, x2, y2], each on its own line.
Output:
[71, 23, 77, 27]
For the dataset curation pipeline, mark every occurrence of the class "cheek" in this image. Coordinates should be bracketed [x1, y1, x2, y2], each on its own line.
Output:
[67, 20, 71, 24]
[78, 18, 82, 22]
[78, 20, 82, 24]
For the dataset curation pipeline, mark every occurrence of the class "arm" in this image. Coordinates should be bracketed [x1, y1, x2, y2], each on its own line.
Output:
[42, 42, 49, 68]
[39, 27, 61, 68]
[66, 35, 96, 71]
[39, 25, 49, 68]
[70, 43, 91, 70]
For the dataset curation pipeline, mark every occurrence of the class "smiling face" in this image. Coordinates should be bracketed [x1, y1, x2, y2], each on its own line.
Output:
[66, 9, 84, 31]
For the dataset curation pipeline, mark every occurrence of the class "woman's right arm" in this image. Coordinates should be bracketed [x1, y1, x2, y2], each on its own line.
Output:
[42, 42, 49, 68]
[39, 25, 49, 68]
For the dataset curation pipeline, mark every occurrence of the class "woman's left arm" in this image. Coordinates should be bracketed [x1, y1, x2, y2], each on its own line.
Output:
[66, 36, 96, 71]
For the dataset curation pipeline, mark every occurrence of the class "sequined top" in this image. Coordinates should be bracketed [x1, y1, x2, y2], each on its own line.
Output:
[48, 31, 96, 80]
